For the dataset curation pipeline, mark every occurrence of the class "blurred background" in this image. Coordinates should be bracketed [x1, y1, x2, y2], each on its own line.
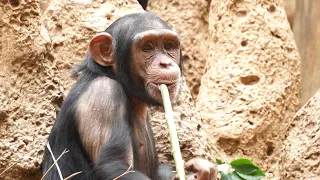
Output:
[284, 0, 320, 105]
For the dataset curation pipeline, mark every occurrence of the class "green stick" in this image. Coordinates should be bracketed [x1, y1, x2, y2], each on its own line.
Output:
[159, 84, 186, 180]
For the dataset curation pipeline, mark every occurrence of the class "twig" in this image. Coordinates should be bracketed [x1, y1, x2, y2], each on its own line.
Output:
[113, 164, 135, 180]
[159, 84, 186, 180]
[64, 171, 82, 180]
[0, 163, 17, 177]
[209, 143, 227, 163]
[46, 143, 64, 180]
[40, 149, 69, 180]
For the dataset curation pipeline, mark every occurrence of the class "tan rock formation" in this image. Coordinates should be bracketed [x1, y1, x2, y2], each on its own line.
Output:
[196, 0, 301, 171]
[0, 1, 56, 179]
[148, 0, 210, 100]
[279, 89, 320, 179]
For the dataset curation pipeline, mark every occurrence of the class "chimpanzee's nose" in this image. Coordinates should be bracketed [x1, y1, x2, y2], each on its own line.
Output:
[160, 58, 172, 68]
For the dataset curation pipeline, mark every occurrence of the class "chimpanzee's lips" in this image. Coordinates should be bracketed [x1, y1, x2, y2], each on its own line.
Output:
[147, 80, 180, 102]
[149, 81, 177, 88]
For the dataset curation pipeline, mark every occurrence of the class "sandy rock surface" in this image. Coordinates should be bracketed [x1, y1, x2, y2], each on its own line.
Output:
[279, 89, 320, 180]
[196, 0, 301, 171]
[0, 1, 57, 179]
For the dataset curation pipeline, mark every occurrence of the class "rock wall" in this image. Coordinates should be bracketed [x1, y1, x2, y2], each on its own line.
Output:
[0, 1, 56, 179]
[196, 0, 301, 172]
[279, 89, 320, 179]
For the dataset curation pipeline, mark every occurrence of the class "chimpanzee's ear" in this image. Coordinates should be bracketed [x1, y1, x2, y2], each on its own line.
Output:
[89, 32, 114, 67]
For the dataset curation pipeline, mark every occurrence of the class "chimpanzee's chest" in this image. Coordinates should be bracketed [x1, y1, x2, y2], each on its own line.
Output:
[130, 117, 158, 178]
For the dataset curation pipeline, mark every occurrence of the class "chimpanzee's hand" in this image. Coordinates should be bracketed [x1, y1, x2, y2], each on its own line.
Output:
[172, 158, 218, 180]
[185, 158, 217, 180]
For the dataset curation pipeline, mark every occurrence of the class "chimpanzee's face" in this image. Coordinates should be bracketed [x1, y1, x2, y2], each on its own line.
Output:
[89, 13, 182, 105]
[130, 29, 182, 104]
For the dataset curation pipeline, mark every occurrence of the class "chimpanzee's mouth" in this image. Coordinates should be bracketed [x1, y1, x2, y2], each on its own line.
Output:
[147, 81, 180, 102]
[149, 81, 177, 88]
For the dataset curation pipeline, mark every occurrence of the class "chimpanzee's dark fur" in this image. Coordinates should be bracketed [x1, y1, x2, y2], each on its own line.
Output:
[41, 13, 180, 180]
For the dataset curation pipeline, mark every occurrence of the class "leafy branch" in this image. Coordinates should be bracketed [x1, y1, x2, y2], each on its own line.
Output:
[217, 158, 265, 180]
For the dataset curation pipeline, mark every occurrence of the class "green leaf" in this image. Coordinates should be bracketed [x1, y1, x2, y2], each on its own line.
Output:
[231, 172, 245, 180]
[251, 167, 265, 177]
[235, 171, 265, 180]
[216, 158, 224, 164]
[220, 171, 244, 180]
[220, 172, 233, 180]
[230, 158, 259, 175]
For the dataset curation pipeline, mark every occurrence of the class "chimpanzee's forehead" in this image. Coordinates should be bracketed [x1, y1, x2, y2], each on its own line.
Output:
[126, 18, 169, 32]
[132, 29, 181, 42]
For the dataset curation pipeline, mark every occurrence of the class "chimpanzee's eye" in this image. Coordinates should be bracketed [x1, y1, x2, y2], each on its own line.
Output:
[142, 42, 154, 52]
[164, 41, 175, 51]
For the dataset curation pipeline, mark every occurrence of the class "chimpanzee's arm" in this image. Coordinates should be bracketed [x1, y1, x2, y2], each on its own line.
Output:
[95, 120, 150, 180]
[157, 164, 176, 180]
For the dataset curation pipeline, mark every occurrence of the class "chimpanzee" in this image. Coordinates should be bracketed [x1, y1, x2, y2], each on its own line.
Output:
[138, 0, 148, 10]
[41, 12, 216, 180]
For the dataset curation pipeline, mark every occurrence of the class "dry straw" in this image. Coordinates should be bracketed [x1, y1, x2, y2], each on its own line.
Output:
[159, 84, 186, 180]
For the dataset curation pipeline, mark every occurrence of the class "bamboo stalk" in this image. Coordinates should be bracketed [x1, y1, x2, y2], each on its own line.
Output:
[159, 84, 186, 180]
